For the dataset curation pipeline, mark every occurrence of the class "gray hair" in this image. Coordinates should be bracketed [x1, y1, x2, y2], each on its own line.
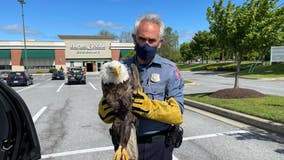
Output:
[134, 13, 165, 39]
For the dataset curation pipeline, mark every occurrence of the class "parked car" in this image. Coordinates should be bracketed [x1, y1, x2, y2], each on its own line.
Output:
[0, 80, 41, 160]
[52, 71, 65, 80]
[7, 71, 33, 86]
[0, 70, 11, 83]
[67, 67, 86, 84]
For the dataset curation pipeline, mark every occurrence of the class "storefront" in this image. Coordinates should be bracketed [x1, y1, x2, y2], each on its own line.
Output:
[0, 49, 11, 70]
[59, 35, 114, 72]
[0, 36, 134, 73]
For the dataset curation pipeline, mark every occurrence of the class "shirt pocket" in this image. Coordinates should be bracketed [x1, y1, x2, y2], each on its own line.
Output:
[144, 83, 165, 101]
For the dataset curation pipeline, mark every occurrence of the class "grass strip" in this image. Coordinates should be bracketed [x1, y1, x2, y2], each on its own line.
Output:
[185, 93, 284, 123]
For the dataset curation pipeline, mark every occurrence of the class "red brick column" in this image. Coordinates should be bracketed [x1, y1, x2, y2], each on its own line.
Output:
[111, 49, 120, 61]
[55, 49, 66, 65]
[11, 49, 22, 65]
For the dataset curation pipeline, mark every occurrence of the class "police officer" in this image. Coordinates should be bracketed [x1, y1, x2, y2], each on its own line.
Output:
[99, 13, 184, 160]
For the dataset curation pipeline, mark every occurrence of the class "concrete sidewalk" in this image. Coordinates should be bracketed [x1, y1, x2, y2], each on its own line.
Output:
[184, 98, 284, 135]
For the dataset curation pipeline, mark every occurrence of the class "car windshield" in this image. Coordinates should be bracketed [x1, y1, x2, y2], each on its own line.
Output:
[0, 71, 10, 75]
[54, 71, 63, 74]
[10, 72, 25, 77]
[71, 69, 82, 73]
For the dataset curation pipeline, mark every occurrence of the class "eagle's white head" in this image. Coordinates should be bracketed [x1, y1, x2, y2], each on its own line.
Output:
[100, 60, 129, 84]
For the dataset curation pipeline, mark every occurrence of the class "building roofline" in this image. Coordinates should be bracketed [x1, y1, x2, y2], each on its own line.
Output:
[0, 41, 65, 49]
[110, 42, 134, 50]
[58, 35, 116, 40]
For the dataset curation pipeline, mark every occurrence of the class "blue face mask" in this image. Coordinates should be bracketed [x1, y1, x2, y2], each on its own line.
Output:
[135, 43, 157, 62]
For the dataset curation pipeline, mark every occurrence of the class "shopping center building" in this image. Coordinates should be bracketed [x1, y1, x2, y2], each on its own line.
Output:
[0, 35, 134, 73]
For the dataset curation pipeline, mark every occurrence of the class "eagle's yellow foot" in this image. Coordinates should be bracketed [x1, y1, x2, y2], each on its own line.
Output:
[113, 145, 129, 160]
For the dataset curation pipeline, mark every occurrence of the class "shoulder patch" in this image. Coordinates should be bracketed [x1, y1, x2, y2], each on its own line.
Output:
[174, 69, 181, 79]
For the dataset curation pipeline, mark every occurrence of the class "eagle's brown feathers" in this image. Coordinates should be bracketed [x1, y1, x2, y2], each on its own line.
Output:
[101, 61, 140, 160]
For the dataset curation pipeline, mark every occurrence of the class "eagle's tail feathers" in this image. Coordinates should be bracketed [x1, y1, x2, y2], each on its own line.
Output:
[113, 145, 129, 160]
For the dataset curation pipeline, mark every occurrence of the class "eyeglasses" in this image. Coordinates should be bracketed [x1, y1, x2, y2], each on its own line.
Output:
[137, 36, 159, 44]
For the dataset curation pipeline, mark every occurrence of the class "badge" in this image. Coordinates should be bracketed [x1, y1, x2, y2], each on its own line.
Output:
[150, 73, 160, 83]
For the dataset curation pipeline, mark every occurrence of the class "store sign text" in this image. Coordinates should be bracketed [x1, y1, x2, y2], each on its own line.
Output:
[70, 43, 106, 54]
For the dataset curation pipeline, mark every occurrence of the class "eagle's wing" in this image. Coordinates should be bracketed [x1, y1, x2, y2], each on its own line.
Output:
[130, 63, 142, 91]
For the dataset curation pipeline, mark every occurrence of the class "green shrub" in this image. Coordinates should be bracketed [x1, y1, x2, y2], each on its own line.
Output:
[37, 69, 43, 73]
[206, 66, 218, 71]
[49, 67, 57, 73]
[221, 65, 236, 71]
[59, 66, 64, 72]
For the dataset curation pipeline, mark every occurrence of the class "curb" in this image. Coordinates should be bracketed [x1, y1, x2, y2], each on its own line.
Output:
[184, 99, 284, 135]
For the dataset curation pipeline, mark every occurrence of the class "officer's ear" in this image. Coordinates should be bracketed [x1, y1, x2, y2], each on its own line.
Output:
[157, 38, 163, 49]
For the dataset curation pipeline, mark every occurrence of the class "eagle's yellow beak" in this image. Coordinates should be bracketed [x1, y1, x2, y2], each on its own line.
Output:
[113, 66, 120, 77]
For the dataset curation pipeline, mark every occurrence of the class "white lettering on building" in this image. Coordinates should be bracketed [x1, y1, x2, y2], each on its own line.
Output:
[70, 42, 106, 54]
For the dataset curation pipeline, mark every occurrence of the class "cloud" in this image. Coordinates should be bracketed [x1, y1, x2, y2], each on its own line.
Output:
[0, 24, 42, 35]
[85, 20, 124, 30]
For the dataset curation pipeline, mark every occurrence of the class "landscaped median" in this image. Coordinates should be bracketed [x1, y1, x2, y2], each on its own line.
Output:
[184, 94, 284, 135]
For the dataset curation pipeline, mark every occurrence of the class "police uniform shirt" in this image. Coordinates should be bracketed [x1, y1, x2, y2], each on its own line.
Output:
[122, 55, 184, 137]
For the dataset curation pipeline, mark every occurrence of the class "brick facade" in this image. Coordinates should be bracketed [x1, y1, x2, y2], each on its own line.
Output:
[111, 49, 120, 61]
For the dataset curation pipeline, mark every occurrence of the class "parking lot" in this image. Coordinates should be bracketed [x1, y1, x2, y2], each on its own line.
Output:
[11, 72, 284, 160]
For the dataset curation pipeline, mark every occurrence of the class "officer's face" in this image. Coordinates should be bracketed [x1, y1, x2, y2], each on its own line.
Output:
[133, 21, 163, 48]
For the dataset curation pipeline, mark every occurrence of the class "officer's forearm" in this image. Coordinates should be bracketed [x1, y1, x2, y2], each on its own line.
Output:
[133, 97, 183, 125]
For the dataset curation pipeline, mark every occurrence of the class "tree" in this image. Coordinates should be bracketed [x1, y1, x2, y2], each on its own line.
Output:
[248, 0, 284, 64]
[180, 42, 194, 62]
[207, 0, 235, 60]
[98, 29, 117, 39]
[159, 27, 180, 62]
[190, 31, 216, 64]
[119, 31, 133, 43]
[207, 0, 283, 88]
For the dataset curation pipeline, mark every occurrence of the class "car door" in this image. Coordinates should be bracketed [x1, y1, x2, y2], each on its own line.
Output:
[0, 81, 41, 160]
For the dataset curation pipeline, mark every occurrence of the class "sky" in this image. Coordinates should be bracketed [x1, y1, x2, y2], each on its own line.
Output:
[0, 0, 283, 43]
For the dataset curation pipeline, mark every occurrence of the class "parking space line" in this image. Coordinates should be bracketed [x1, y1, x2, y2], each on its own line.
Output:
[41, 130, 249, 159]
[89, 82, 97, 90]
[173, 154, 179, 160]
[33, 106, 47, 123]
[56, 82, 65, 92]
[183, 130, 249, 141]
[41, 146, 113, 159]
[16, 83, 40, 93]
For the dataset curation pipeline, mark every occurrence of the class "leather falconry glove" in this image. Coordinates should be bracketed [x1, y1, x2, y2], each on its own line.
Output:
[132, 90, 183, 125]
[98, 97, 115, 124]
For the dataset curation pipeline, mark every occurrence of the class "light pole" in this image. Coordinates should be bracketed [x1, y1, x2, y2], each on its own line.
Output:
[18, 0, 29, 73]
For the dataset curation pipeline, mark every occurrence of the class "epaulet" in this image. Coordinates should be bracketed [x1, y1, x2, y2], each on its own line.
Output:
[157, 55, 176, 68]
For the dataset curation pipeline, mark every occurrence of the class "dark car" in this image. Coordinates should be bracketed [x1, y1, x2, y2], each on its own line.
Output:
[0, 71, 11, 83]
[7, 71, 33, 86]
[67, 67, 86, 84]
[0, 80, 41, 160]
[52, 71, 65, 80]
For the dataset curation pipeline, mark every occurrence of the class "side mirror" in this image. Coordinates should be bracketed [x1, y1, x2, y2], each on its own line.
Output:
[0, 81, 41, 159]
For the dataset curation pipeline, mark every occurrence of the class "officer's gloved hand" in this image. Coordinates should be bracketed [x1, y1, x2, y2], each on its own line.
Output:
[98, 97, 115, 124]
[132, 90, 183, 125]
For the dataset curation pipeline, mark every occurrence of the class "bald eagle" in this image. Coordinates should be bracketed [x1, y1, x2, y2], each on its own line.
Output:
[101, 60, 139, 160]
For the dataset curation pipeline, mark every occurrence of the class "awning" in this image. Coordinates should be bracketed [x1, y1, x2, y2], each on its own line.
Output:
[120, 49, 132, 57]
[21, 49, 55, 59]
[0, 49, 11, 59]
